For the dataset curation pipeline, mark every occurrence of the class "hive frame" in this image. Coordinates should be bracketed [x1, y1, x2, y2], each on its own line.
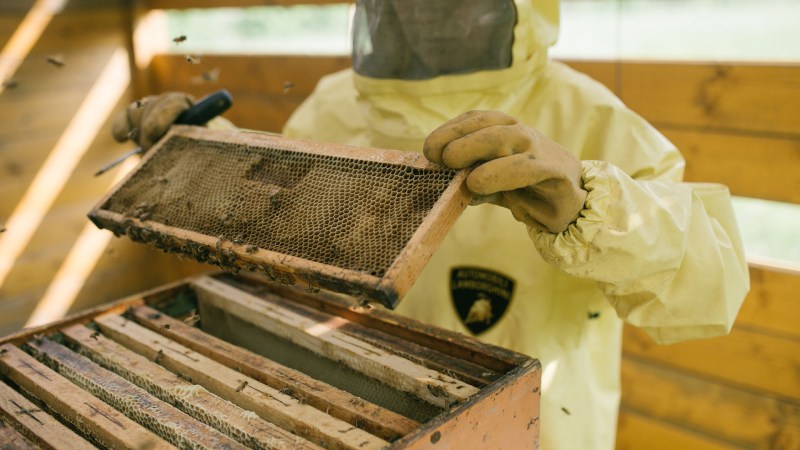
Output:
[89, 126, 471, 309]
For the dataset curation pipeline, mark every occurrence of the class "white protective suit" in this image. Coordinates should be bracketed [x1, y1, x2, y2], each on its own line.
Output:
[283, 0, 750, 448]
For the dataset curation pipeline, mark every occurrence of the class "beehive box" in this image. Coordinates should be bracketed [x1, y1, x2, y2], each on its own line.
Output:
[89, 126, 472, 309]
[0, 273, 541, 449]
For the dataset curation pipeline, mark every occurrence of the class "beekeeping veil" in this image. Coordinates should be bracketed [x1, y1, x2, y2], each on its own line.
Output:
[352, 0, 518, 80]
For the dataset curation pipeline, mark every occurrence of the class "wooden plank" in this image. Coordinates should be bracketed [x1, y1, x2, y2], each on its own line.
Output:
[622, 323, 800, 402]
[563, 59, 619, 93]
[664, 127, 800, 204]
[128, 305, 419, 441]
[0, 379, 97, 450]
[620, 356, 800, 447]
[736, 265, 800, 339]
[26, 338, 248, 449]
[260, 295, 499, 386]
[393, 360, 540, 450]
[191, 276, 480, 407]
[149, 54, 350, 131]
[0, 343, 174, 449]
[616, 409, 744, 450]
[0, 420, 39, 450]
[618, 62, 800, 137]
[60, 323, 322, 450]
[224, 272, 525, 372]
[150, 54, 350, 95]
[94, 313, 390, 450]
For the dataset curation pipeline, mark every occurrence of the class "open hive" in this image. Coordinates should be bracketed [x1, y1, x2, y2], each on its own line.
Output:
[89, 126, 472, 309]
[0, 273, 541, 449]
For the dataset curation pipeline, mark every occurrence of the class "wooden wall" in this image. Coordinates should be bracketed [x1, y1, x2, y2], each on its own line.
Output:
[1, 1, 799, 449]
[0, 1, 208, 336]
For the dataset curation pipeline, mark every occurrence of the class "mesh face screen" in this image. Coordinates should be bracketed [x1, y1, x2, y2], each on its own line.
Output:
[97, 133, 462, 301]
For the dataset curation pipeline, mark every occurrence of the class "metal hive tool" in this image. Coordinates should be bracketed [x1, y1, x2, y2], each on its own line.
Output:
[89, 126, 471, 308]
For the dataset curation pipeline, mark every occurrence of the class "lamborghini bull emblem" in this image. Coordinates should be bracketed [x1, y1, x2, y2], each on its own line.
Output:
[450, 267, 514, 335]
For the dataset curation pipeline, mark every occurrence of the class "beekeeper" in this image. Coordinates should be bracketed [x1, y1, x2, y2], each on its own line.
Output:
[112, 0, 750, 448]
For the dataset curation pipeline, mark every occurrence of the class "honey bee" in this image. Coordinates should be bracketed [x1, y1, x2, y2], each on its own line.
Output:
[1, 79, 18, 89]
[304, 284, 320, 294]
[426, 383, 448, 398]
[282, 81, 295, 93]
[173, 35, 187, 44]
[356, 298, 372, 310]
[185, 55, 202, 65]
[46, 55, 65, 68]
[192, 67, 221, 84]
[90, 331, 100, 340]
[183, 314, 200, 326]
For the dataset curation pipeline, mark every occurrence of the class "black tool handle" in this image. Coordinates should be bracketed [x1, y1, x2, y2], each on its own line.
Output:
[175, 89, 233, 125]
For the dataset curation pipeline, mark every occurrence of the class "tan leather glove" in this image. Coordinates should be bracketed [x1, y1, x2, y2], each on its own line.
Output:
[424, 110, 588, 233]
[111, 92, 194, 150]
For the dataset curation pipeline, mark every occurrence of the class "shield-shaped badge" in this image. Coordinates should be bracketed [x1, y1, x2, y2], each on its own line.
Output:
[450, 266, 514, 335]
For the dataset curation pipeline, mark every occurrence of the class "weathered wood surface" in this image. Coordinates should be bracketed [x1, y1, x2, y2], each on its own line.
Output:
[26, 337, 248, 449]
[94, 313, 390, 450]
[0, 376, 98, 450]
[60, 323, 321, 450]
[127, 304, 418, 441]
[0, 343, 173, 449]
[191, 276, 480, 407]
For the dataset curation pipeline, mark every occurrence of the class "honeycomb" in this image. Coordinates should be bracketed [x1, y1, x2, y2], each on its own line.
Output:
[93, 130, 465, 306]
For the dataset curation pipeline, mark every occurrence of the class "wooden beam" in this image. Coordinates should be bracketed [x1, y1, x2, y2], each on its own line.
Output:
[620, 356, 799, 448]
[663, 127, 800, 204]
[60, 323, 323, 450]
[622, 323, 800, 402]
[94, 314, 390, 450]
[0, 344, 173, 449]
[618, 62, 800, 137]
[191, 276, 480, 407]
[127, 305, 418, 441]
[616, 408, 740, 450]
[0, 378, 97, 450]
[0, 421, 39, 450]
[736, 264, 800, 339]
[26, 338, 248, 449]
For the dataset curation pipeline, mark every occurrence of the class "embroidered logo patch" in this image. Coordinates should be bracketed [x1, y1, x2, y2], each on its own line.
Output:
[450, 266, 514, 335]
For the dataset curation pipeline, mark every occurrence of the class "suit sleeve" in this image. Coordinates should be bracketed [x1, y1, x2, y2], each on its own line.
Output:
[532, 160, 749, 344]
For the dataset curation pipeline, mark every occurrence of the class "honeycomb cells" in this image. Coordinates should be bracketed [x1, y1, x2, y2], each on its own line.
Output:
[102, 136, 457, 277]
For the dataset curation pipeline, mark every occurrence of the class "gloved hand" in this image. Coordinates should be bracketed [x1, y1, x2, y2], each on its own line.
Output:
[424, 110, 588, 233]
[111, 92, 194, 150]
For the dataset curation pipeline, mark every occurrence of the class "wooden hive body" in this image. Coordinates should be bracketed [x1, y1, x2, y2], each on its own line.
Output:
[0, 273, 541, 449]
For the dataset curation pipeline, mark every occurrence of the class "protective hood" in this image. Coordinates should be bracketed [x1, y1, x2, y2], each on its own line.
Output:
[351, 0, 561, 147]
